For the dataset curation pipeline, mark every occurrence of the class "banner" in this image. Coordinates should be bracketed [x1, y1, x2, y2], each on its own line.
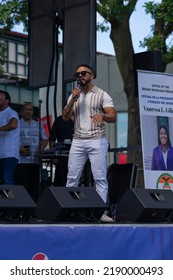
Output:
[1, 225, 173, 260]
[138, 70, 173, 189]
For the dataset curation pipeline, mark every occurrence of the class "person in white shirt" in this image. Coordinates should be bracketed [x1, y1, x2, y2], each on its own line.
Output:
[0, 90, 20, 185]
[62, 64, 116, 222]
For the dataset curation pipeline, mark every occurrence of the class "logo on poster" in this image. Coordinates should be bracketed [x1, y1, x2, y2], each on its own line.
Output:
[156, 173, 173, 190]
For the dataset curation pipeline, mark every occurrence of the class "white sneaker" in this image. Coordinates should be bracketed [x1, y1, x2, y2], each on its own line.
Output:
[100, 212, 113, 223]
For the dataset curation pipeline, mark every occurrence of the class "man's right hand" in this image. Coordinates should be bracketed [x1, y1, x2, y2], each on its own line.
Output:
[71, 87, 81, 102]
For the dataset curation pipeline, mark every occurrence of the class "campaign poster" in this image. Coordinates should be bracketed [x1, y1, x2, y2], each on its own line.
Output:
[138, 70, 173, 190]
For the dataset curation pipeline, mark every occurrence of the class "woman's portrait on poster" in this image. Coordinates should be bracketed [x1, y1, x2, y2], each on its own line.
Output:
[151, 125, 173, 171]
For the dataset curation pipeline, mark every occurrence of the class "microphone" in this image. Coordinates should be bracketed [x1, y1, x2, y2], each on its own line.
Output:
[77, 80, 81, 89]
[75, 81, 81, 101]
[75, 95, 79, 101]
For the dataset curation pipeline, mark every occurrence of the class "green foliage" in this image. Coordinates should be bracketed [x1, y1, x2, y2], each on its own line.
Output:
[97, 21, 110, 32]
[144, 0, 173, 22]
[97, 0, 173, 64]
[0, 40, 7, 76]
[163, 46, 173, 63]
[143, 1, 158, 18]
[141, 0, 173, 63]
[140, 34, 165, 50]
[0, 0, 28, 32]
[0, 0, 28, 70]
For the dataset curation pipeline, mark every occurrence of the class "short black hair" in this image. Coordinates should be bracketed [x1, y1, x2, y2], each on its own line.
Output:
[76, 64, 96, 78]
[0, 90, 11, 105]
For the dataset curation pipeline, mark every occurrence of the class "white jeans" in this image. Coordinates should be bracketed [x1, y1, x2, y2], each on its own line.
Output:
[66, 137, 109, 203]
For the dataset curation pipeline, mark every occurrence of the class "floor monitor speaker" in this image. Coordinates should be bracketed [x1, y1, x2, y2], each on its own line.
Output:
[0, 185, 36, 222]
[116, 188, 173, 223]
[35, 187, 106, 222]
[107, 163, 138, 205]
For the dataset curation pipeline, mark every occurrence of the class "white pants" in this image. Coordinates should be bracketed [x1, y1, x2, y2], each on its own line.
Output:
[66, 137, 109, 203]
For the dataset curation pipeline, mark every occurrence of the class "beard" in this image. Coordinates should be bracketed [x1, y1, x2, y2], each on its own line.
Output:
[80, 78, 90, 87]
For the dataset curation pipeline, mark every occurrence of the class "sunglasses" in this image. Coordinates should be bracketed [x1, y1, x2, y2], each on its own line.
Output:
[75, 71, 92, 78]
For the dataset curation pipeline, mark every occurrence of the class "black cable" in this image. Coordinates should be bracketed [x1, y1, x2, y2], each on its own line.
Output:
[38, 99, 43, 197]
[53, 20, 60, 121]
[46, 17, 57, 135]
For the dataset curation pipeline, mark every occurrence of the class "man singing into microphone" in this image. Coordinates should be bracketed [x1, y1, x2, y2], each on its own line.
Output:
[62, 64, 116, 222]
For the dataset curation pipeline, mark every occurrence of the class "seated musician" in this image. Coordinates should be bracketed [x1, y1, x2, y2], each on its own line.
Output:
[49, 115, 74, 186]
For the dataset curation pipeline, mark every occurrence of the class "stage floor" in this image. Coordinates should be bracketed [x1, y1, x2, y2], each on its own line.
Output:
[0, 222, 173, 260]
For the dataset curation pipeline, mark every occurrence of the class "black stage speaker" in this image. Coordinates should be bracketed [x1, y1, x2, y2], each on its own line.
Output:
[35, 187, 106, 222]
[28, 0, 63, 88]
[107, 163, 138, 206]
[133, 51, 165, 96]
[116, 188, 173, 223]
[63, 0, 96, 82]
[0, 185, 36, 222]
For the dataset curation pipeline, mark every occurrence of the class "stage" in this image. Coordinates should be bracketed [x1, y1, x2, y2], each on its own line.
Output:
[1, 185, 173, 260]
[0, 223, 173, 260]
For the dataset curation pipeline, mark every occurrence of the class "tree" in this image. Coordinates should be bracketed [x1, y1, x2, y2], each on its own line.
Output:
[97, 0, 173, 187]
[0, 40, 7, 76]
[0, 0, 27, 75]
[0, 0, 28, 31]
[141, 0, 173, 63]
[1, 0, 173, 187]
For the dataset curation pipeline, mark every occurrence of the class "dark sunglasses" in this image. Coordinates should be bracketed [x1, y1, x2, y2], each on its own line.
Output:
[75, 71, 92, 78]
